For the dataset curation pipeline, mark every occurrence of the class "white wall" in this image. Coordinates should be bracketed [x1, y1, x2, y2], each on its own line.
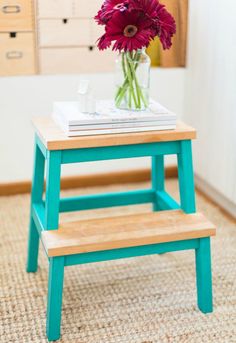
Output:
[184, 0, 236, 205]
[0, 68, 185, 182]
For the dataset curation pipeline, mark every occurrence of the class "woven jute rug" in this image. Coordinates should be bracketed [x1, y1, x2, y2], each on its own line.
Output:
[0, 179, 236, 343]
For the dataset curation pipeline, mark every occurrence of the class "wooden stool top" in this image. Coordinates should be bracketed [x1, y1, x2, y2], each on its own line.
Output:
[42, 210, 216, 257]
[32, 116, 196, 151]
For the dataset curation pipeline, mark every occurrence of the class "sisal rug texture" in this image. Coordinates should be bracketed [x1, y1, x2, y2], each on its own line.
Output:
[0, 179, 236, 343]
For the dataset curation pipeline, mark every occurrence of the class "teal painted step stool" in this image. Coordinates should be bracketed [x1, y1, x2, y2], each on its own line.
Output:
[26, 117, 216, 341]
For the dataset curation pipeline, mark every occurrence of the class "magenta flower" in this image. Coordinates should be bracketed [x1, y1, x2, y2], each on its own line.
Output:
[154, 4, 176, 49]
[95, 0, 128, 25]
[129, 0, 160, 20]
[95, 0, 176, 51]
[98, 10, 153, 52]
[129, 0, 176, 49]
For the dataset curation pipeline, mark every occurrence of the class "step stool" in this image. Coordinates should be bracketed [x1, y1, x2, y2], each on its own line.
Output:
[26, 117, 216, 341]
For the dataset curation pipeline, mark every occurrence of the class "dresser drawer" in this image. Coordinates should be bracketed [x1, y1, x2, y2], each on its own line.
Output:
[0, 32, 36, 76]
[37, 0, 74, 18]
[40, 47, 114, 74]
[0, 0, 33, 31]
[38, 19, 91, 47]
[74, 0, 103, 18]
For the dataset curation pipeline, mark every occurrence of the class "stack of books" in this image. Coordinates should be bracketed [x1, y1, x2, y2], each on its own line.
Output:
[52, 100, 177, 137]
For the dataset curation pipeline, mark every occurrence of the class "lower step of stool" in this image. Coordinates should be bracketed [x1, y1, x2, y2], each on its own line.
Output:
[39, 210, 216, 341]
[41, 210, 216, 257]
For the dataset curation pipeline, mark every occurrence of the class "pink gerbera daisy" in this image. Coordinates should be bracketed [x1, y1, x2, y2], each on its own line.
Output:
[155, 4, 176, 49]
[98, 10, 153, 52]
[95, 0, 128, 25]
[129, 0, 160, 20]
[129, 0, 176, 49]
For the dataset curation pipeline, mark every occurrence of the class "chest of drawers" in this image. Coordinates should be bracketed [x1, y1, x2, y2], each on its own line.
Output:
[37, 0, 114, 74]
[0, 0, 36, 76]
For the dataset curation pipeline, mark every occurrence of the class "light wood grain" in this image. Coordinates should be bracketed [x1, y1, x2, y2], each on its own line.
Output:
[0, 32, 36, 76]
[39, 46, 114, 74]
[74, 0, 104, 18]
[0, 0, 33, 31]
[42, 210, 216, 257]
[38, 19, 91, 47]
[37, 0, 104, 19]
[32, 116, 196, 150]
[37, 0, 74, 19]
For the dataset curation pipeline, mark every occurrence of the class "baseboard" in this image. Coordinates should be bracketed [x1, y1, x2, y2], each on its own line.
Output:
[1, 168, 235, 220]
[0, 166, 178, 196]
[195, 175, 236, 220]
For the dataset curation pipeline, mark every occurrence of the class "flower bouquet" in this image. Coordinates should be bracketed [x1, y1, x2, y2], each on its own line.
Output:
[95, 0, 176, 111]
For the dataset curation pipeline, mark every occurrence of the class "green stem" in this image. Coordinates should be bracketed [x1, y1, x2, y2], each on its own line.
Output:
[115, 50, 148, 110]
[128, 51, 148, 109]
[139, 88, 148, 108]
[115, 52, 140, 104]
[125, 53, 138, 109]
[128, 86, 132, 108]
[128, 52, 141, 108]
[116, 84, 128, 106]
[121, 52, 126, 78]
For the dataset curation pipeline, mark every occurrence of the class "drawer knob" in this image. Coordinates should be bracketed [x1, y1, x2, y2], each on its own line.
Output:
[6, 51, 23, 59]
[2, 5, 21, 14]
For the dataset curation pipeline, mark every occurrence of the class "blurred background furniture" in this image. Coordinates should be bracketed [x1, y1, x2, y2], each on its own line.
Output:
[0, 0, 188, 76]
[0, 0, 36, 76]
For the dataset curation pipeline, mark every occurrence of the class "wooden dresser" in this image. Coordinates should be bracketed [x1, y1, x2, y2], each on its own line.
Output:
[0, 0, 36, 76]
[37, 0, 114, 74]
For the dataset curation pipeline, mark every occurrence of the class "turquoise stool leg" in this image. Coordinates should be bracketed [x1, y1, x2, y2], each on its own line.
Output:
[151, 155, 165, 211]
[27, 138, 45, 272]
[45, 151, 61, 230]
[46, 257, 65, 341]
[177, 140, 196, 213]
[44, 151, 62, 340]
[195, 237, 213, 313]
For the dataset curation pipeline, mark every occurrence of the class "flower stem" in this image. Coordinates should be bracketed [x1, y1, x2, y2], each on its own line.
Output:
[128, 51, 148, 109]
[125, 53, 138, 108]
[115, 50, 148, 110]
[121, 52, 126, 77]
[128, 52, 141, 108]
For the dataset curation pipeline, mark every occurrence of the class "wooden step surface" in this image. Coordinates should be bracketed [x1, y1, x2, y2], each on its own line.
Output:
[32, 116, 196, 150]
[42, 210, 216, 257]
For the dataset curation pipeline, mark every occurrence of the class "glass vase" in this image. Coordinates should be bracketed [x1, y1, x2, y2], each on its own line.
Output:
[115, 48, 151, 111]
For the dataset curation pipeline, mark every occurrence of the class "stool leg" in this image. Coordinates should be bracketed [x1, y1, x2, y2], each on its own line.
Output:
[151, 155, 165, 211]
[27, 138, 45, 272]
[177, 140, 196, 213]
[46, 257, 64, 341]
[45, 151, 61, 230]
[195, 237, 213, 313]
[27, 218, 40, 273]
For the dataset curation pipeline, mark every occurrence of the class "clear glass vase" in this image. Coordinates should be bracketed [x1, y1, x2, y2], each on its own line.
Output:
[115, 48, 151, 111]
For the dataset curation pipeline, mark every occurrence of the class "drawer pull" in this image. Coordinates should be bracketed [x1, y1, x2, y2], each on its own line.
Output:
[10, 32, 17, 38]
[2, 5, 21, 14]
[6, 51, 23, 59]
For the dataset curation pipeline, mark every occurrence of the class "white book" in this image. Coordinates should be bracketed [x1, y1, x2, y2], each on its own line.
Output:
[65, 125, 176, 137]
[68, 120, 176, 131]
[53, 99, 176, 126]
